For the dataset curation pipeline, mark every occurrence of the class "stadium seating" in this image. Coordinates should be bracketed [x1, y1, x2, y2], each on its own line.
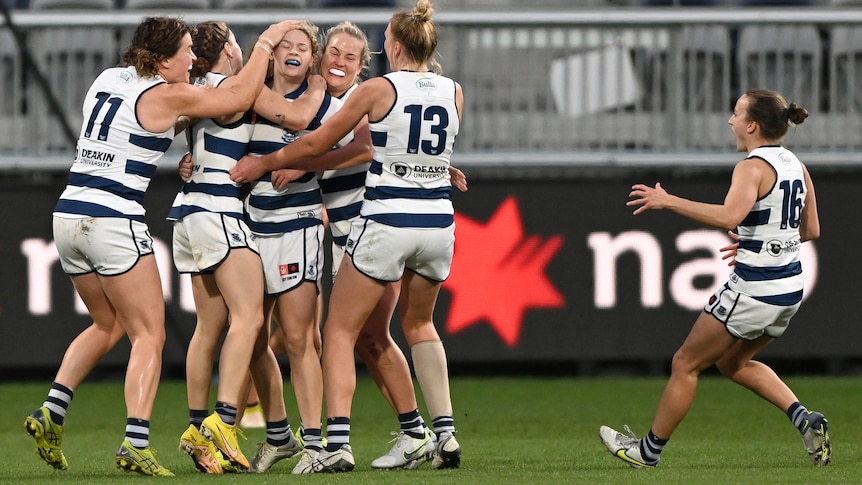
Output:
[30, 0, 112, 7]
[737, 25, 822, 110]
[125, 0, 209, 8]
[221, 0, 305, 7]
[829, 25, 862, 111]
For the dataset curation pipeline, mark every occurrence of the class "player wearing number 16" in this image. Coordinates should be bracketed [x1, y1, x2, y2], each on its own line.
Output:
[231, 0, 462, 472]
[601, 89, 830, 469]
[25, 16, 302, 476]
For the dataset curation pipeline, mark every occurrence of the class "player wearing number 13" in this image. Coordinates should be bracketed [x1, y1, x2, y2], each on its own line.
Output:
[230, 0, 462, 472]
[25, 17, 302, 476]
[600, 89, 830, 469]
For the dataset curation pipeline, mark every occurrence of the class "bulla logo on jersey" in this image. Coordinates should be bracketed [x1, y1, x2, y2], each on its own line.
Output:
[416, 78, 437, 92]
[778, 152, 792, 165]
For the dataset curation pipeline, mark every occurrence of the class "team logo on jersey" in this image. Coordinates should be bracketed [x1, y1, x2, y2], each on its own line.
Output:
[282, 129, 299, 144]
[716, 305, 727, 316]
[767, 240, 784, 256]
[230, 233, 242, 243]
[391, 162, 412, 178]
[139, 239, 151, 251]
[415, 78, 437, 92]
[297, 210, 315, 219]
[279, 263, 300, 276]
[118, 69, 134, 83]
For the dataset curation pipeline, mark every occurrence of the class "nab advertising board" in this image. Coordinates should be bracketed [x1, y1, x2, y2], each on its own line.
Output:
[0, 167, 856, 373]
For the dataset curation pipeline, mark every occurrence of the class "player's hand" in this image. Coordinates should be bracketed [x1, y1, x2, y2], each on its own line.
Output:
[449, 166, 468, 192]
[230, 155, 267, 184]
[719, 230, 740, 267]
[306, 74, 327, 95]
[627, 181, 671, 215]
[271, 169, 305, 190]
[178, 152, 193, 182]
[259, 20, 303, 46]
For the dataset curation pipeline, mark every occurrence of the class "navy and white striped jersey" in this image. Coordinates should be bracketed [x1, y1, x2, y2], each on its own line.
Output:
[245, 80, 347, 235]
[319, 83, 367, 246]
[733, 145, 806, 305]
[167, 73, 252, 222]
[363, 71, 459, 228]
[54, 67, 173, 222]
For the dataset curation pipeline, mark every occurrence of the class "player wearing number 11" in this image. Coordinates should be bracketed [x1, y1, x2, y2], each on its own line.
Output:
[24, 16, 301, 476]
[601, 89, 830, 469]
[231, 0, 462, 472]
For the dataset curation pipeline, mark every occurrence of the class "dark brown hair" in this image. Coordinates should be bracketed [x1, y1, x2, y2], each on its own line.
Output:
[190, 21, 231, 78]
[121, 17, 191, 77]
[745, 89, 809, 140]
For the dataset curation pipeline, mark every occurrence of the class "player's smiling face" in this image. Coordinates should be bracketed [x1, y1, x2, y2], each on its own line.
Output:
[321, 33, 365, 97]
[273, 29, 313, 83]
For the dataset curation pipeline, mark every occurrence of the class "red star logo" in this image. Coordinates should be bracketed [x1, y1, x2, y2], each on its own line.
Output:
[443, 196, 564, 347]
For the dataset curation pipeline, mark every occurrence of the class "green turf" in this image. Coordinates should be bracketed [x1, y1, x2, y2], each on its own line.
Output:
[3, 376, 859, 484]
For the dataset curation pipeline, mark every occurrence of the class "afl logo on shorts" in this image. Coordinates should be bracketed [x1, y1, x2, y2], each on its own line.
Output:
[391, 162, 412, 178]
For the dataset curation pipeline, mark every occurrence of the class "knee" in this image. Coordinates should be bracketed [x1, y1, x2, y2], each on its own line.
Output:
[715, 358, 740, 378]
[669, 348, 698, 375]
[357, 328, 391, 360]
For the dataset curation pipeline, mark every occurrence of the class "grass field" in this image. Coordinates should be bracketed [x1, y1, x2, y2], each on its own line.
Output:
[3, 375, 860, 484]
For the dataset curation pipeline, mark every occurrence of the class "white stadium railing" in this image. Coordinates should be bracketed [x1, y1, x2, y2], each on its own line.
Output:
[3, 6, 862, 169]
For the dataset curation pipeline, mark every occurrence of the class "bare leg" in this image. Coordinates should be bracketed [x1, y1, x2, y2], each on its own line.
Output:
[355, 281, 411, 413]
[186, 273, 228, 412]
[212, 249, 265, 408]
[97, 255, 166, 420]
[716, 337, 798, 412]
[278, 282, 323, 428]
[651, 312, 736, 439]
[322, 259, 388, 418]
[54, 273, 126, 389]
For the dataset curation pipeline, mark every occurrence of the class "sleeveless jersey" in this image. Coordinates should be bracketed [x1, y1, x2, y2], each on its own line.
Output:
[319, 83, 367, 246]
[54, 66, 173, 222]
[732, 145, 806, 305]
[245, 80, 348, 235]
[167, 72, 252, 222]
[363, 71, 459, 228]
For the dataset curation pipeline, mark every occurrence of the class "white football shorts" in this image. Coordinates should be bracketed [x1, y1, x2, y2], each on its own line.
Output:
[53, 215, 154, 276]
[704, 283, 800, 340]
[172, 212, 257, 274]
[255, 224, 324, 295]
[345, 218, 455, 283]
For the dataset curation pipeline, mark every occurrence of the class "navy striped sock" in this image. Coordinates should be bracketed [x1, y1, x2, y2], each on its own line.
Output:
[125, 418, 150, 449]
[44, 382, 74, 426]
[640, 429, 667, 464]
[325, 417, 350, 451]
[215, 402, 238, 425]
